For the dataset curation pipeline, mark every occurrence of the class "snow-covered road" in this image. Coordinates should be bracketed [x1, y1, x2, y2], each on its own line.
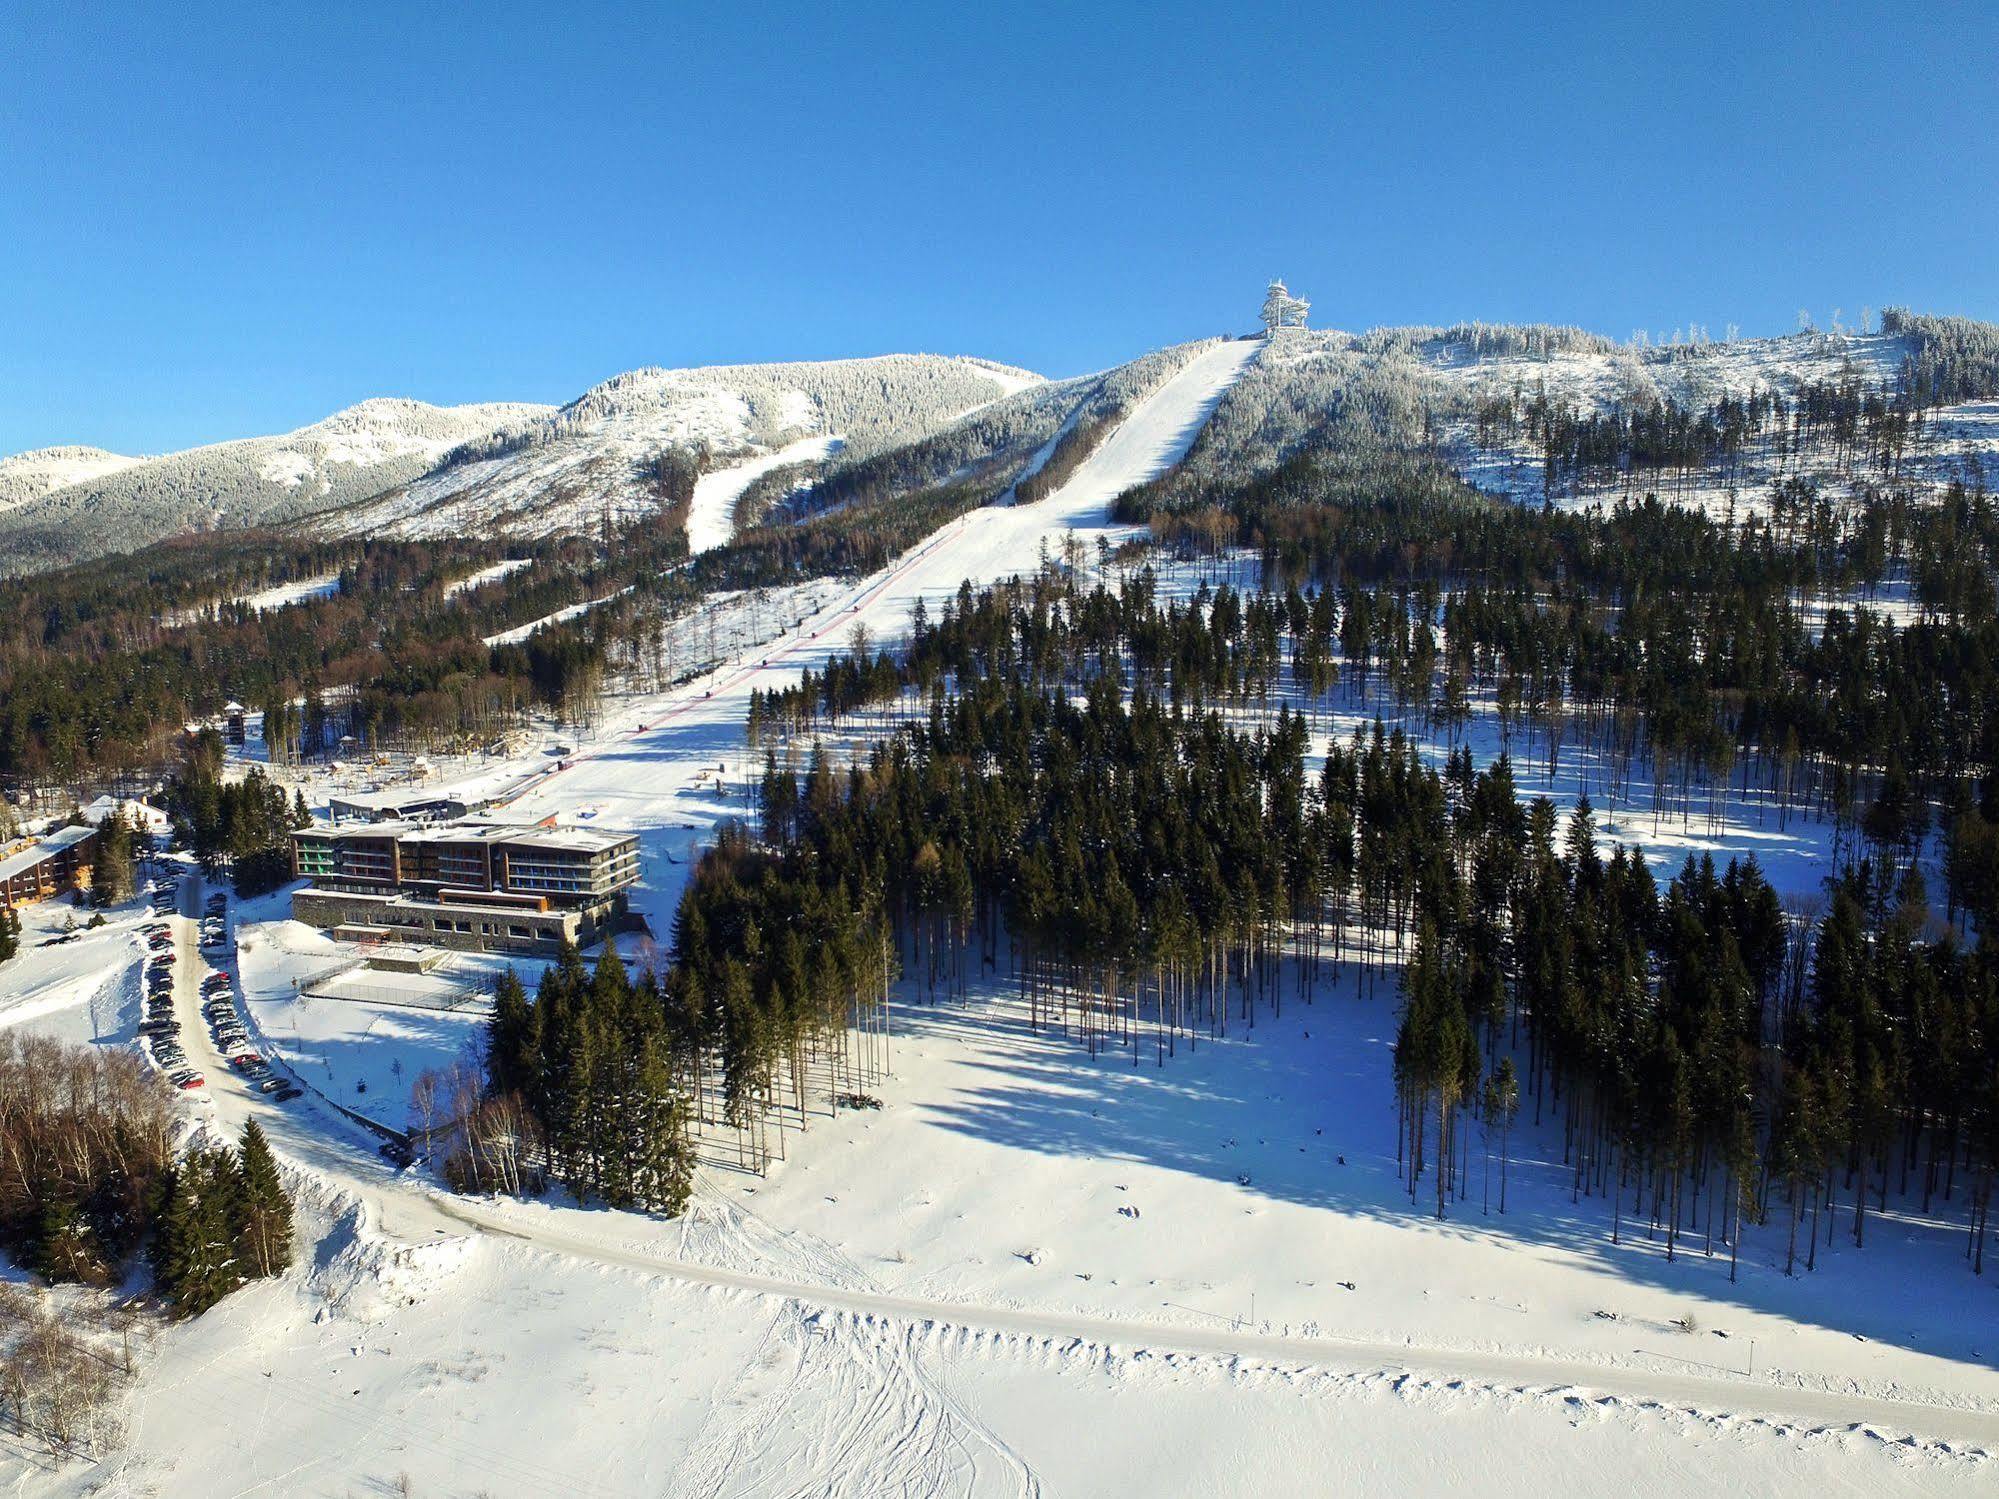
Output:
[420, 1191, 1999, 1452]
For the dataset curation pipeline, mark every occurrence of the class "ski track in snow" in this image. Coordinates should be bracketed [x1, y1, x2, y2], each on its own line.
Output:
[667, 1302, 1041, 1499]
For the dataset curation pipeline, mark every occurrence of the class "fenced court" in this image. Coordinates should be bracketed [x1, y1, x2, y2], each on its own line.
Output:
[301, 964, 491, 1013]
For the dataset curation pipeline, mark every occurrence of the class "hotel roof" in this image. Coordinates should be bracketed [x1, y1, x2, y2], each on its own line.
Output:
[299, 817, 633, 855]
[0, 824, 96, 881]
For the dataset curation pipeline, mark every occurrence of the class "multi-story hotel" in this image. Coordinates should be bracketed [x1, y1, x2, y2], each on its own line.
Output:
[289, 816, 640, 954]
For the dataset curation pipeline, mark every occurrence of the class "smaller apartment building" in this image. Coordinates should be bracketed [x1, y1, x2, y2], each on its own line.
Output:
[0, 825, 99, 907]
[290, 817, 639, 954]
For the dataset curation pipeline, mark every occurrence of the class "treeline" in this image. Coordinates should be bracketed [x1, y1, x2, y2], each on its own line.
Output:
[1882, 308, 1999, 409]
[0, 1029, 297, 1313]
[449, 859, 894, 1186]
[150, 1120, 294, 1317]
[453, 950, 691, 1211]
[735, 379, 1082, 532]
[1478, 374, 1925, 501]
[1117, 396, 1999, 857]
[0, 514, 691, 784]
[0, 531, 563, 782]
[733, 567, 1998, 1272]
[753, 546, 1999, 923]
[0, 1037, 174, 1284]
[701, 473, 1002, 595]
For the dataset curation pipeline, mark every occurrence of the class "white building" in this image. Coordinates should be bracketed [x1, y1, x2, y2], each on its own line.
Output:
[81, 796, 172, 838]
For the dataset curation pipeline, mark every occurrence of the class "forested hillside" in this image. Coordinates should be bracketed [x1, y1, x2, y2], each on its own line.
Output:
[0, 399, 550, 574]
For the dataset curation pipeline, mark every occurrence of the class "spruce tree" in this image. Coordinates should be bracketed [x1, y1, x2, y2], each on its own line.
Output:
[90, 813, 135, 907]
[235, 1120, 294, 1278]
[153, 1148, 247, 1316]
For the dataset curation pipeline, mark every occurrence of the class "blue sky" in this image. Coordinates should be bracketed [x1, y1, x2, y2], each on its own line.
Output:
[3, 1, 1995, 456]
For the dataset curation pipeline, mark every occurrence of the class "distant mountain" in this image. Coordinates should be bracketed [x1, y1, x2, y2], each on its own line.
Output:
[0, 398, 551, 573]
[13, 313, 1994, 577]
[316, 354, 1043, 543]
[0, 445, 144, 515]
[0, 357, 1041, 572]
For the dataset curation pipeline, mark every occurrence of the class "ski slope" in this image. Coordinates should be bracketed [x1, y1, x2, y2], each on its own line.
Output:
[485, 337, 1260, 934]
[685, 434, 843, 555]
[27, 340, 1999, 1494]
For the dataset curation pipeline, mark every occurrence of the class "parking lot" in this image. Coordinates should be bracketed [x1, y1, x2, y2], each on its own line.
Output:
[148, 876, 302, 1110]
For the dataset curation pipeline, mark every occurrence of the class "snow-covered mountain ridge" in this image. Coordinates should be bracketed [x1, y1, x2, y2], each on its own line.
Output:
[0, 445, 145, 514]
[0, 396, 552, 573]
[0, 355, 1043, 570]
[319, 353, 1045, 543]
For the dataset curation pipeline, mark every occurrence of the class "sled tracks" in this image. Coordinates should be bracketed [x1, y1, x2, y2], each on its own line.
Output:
[668, 1298, 1041, 1499]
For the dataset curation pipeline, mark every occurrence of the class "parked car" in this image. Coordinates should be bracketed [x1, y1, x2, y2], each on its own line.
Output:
[273, 1085, 303, 1102]
[173, 1072, 205, 1091]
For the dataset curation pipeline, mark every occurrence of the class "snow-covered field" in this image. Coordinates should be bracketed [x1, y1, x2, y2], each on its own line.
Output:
[0, 893, 149, 1045]
[6, 337, 1997, 1496]
[28, 944, 1996, 1498]
[233, 908, 547, 1131]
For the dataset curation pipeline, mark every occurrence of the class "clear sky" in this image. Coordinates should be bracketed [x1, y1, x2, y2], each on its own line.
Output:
[3, 1, 1996, 456]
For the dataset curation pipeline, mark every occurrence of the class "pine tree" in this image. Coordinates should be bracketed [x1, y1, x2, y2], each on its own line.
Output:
[486, 968, 536, 1098]
[90, 813, 135, 907]
[235, 1120, 293, 1278]
[152, 1148, 247, 1317]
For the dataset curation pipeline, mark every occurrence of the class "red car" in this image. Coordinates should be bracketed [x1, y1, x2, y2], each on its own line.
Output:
[175, 1073, 205, 1090]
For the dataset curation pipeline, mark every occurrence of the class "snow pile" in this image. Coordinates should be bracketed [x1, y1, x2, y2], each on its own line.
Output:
[311, 1195, 478, 1322]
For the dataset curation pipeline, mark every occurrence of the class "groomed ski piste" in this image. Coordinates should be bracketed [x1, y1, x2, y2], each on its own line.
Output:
[9, 337, 1999, 1498]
